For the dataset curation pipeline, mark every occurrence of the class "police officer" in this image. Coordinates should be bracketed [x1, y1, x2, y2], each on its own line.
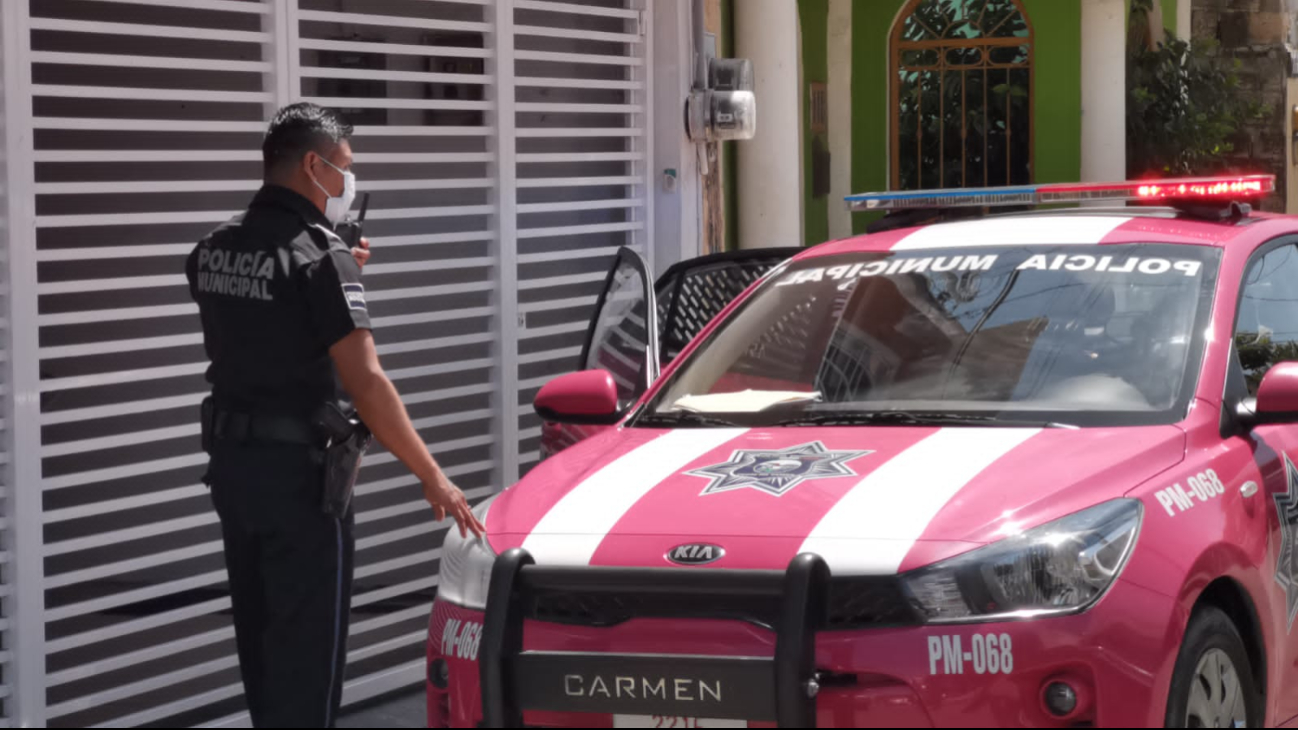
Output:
[185, 102, 485, 728]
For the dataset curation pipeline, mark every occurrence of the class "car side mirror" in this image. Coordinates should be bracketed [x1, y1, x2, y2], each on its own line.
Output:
[1253, 362, 1298, 425]
[533, 370, 624, 426]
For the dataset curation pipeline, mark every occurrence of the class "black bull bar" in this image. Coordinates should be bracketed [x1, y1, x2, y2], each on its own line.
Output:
[479, 548, 831, 728]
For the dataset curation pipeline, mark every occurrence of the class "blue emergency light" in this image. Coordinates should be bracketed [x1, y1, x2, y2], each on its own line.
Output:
[846, 175, 1276, 212]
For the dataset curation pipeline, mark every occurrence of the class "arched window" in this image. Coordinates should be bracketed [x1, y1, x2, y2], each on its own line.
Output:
[891, 0, 1033, 190]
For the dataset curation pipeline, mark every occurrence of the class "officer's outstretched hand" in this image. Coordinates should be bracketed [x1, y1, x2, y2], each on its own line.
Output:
[423, 473, 485, 538]
[329, 328, 485, 538]
[351, 237, 371, 269]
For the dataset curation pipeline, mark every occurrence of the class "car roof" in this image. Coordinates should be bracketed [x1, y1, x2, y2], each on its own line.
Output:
[801, 207, 1298, 260]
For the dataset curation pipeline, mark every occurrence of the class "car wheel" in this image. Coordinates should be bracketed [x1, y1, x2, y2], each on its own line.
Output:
[1164, 606, 1261, 728]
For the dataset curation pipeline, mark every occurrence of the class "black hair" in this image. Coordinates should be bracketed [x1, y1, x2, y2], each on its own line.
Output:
[261, 102, 353, 178]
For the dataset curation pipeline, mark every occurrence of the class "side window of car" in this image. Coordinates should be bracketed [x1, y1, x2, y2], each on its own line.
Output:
[1236, 244, 1298, 395]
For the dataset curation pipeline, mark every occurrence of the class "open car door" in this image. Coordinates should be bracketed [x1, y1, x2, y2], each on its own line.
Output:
[538, 246, 801, 460]
[653, 247, 803, 368]
[538, 247, 657, 459]
[578, 246, 660, 412]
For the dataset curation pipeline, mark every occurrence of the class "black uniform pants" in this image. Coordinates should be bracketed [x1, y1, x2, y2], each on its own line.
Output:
[207, 439, 354, 728]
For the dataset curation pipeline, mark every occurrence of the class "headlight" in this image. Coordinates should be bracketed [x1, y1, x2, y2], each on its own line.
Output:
[435, 495, 498, 611]
[901, 499, 1142, 623]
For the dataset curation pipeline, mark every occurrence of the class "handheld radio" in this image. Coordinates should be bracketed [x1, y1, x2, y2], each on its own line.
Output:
[335, 192, 370, 249]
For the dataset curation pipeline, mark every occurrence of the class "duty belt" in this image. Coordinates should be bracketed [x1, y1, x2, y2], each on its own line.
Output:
[212, 409, 320, 447]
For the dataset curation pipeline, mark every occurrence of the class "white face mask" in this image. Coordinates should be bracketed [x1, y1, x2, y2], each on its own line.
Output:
[312, 156, 356, 225]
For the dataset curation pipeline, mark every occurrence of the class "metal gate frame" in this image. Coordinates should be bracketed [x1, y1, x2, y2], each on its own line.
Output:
[4, 0, 41, 724]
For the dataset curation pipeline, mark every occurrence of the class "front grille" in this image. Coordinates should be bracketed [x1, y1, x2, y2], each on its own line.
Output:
[527, 587, 784, 627]
[526, 576, 921, 631]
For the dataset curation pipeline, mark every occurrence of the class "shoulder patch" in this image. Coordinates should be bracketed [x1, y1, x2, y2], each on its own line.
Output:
[342, 283, 367, 311]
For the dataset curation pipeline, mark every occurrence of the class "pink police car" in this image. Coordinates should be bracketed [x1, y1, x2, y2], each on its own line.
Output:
[428, 175, 1298, 727]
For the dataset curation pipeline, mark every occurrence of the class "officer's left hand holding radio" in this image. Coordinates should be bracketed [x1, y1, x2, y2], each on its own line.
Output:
[351, 237, 370, 269]
[338, 191, 370, 269]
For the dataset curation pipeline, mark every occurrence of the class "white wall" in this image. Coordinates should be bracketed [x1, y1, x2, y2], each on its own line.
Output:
[735, 0, 802, 249]
[1081, 0, 1127, 183]
[652, 0, 700, 271]
[827, 0, 853, 240]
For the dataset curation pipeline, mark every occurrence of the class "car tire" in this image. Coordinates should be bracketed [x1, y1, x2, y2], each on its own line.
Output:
[1164, 605, 1262, 727]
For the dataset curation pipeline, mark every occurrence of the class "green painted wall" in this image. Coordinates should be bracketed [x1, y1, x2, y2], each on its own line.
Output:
[849, 0, 1083, 234]
[851, 1, 901, 233]
[799, 0, 830, 247]
[1024, 0, 1083, 185]
[1163, 0, 1178, 35]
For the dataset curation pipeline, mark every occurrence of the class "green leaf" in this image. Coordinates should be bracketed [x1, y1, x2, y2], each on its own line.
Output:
[1126, 31, 1255, 178]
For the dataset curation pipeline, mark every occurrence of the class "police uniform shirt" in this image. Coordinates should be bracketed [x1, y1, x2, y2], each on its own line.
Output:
[186, 184, 370, 418]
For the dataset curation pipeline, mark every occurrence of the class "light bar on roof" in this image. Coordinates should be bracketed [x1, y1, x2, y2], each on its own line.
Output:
[846, 174, 1276, 212]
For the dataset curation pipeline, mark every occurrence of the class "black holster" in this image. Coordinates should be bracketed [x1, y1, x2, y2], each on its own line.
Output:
[316, 403, 373, 520]
[200, 396, 216, 455]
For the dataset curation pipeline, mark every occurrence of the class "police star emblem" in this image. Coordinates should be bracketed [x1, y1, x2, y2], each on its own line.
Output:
[1275, 453, 1298, 630]
[686, 441, 872, 497]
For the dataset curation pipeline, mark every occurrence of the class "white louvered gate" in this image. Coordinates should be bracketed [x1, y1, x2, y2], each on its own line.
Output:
[0, 0, 651, 726]
[509, 0, 651, 476]
[0, 3, 15, 725]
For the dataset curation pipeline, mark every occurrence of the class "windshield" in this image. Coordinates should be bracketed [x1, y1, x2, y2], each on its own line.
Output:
[640, 243, 1220, 428]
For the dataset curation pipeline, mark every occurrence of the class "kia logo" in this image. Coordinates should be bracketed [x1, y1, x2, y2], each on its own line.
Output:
[666, 543, 725, 566]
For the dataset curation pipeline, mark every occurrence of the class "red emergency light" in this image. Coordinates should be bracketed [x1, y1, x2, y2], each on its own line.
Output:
[1042, 175, 1274, 204]
[846, 174, 1275, 212]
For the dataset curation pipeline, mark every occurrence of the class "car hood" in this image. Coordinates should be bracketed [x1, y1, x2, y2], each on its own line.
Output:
[487, 424, 1185, 574]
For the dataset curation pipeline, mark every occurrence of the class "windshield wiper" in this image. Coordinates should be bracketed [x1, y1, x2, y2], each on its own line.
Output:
[776, 411, 1077, 429]
[635, 411, 746, 428]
